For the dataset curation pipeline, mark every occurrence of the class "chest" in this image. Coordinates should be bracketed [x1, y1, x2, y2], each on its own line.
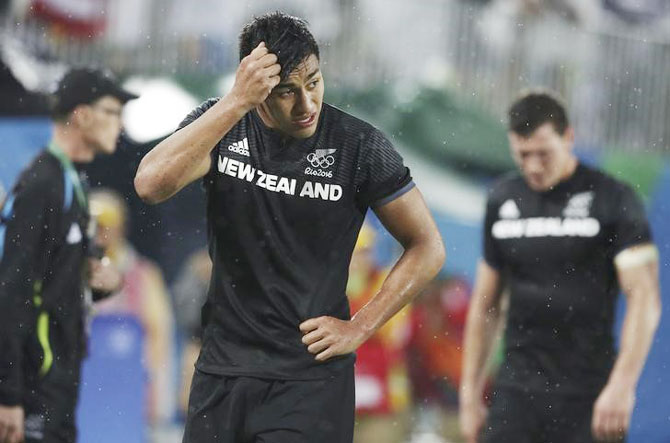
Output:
[208, 130, 362, 230]
[490, 190, 614, 268]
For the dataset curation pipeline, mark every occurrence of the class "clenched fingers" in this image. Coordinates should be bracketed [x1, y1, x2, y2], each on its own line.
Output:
[592, 410, 626, 442]
[307, 338, 332, 355]
[299, 317, 325, 334]
[257, 52, 278, 69]
[248, 42, 269, 59]
[301, 328, 325, 346]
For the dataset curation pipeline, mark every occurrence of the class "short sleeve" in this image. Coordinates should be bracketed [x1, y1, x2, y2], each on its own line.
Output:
[610, 183, 651, 255]
[482, 194, 503, 270]
[355, 129, 414, 208]
[177, 98, 220, 131]
[176, 98, 221, 185]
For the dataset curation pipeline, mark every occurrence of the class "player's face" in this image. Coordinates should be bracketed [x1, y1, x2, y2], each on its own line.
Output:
[508, 122, 575, 191]
[82, 96, 124, 156]
[259, 54, 324, 139]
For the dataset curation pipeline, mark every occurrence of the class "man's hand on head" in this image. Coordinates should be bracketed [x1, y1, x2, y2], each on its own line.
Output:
[299, 316, 370, 362]
[230, 42, 281, 112]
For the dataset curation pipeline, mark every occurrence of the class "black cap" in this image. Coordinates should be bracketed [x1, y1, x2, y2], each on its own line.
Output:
[51, 67, 138, 117]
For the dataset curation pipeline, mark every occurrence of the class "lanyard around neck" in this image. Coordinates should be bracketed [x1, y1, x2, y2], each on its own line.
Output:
[47, 141, 87, 209]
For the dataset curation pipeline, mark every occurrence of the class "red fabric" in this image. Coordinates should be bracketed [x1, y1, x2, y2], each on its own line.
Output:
[30, 0, 107, 37]
[355, 338, 392, 414]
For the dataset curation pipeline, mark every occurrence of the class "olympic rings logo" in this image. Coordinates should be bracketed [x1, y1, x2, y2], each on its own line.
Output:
[306, 153, 335, 169]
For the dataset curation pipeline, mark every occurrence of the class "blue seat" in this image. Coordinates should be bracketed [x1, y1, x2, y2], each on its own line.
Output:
[77, 314, 147, 443]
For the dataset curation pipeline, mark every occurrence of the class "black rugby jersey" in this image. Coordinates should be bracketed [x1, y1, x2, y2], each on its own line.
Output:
[179, 100, 414, 379]
[0, 149, 92, 405]
[484, 163, 651, 396]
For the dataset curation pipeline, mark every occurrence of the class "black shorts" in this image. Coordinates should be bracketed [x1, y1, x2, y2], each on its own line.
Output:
[23, 370, 79, 443]
[480, 387, 597, 443]
[183, 367, 355, 443]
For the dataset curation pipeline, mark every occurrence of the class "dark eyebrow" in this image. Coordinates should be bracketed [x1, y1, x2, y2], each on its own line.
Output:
[276, 69, 321, 89]
[306, 68, 320, 80]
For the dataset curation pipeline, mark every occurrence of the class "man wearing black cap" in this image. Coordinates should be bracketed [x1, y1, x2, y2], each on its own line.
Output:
[0, 67, 137, 443]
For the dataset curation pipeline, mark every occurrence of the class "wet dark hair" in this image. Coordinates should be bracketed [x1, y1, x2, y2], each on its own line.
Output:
[239, 11, 320, 81]
[508, 90, 569, 136]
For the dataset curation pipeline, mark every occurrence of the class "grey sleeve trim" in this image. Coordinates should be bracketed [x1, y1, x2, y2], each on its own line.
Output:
[371, 181, 416, 208]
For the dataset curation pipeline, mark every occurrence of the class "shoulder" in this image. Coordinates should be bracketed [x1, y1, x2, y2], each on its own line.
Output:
[321, 103, 379, 141]
[178, 97, 222, 129]
[193, 97, 221, 115]
[13, 152, 62, 199]
[579, 164, 637, 199]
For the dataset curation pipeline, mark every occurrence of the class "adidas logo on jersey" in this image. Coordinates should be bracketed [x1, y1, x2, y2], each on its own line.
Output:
[228, 138, 250, 157]
[499, 199, 520, 219]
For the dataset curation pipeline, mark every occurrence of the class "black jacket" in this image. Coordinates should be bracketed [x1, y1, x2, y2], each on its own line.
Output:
[0, 149, 91, 405]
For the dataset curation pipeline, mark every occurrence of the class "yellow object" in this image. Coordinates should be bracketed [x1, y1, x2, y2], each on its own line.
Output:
[89, 190, 126, 228]
[37, 312, 53, 377]
[355, 223, 376, 251]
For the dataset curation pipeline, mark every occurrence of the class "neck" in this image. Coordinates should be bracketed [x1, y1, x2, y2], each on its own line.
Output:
[255, 104, 275, 128]
[255, 105, 290, 142]
[52, 124, 94, 163]
[560, 155, 579, 181]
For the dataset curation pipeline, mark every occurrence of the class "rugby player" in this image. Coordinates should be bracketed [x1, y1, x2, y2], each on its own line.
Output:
[459, 90, 661, 443]
[134, 12, 445, 443]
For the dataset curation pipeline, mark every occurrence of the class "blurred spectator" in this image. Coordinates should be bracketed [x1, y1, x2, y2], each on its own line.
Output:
[0, 66, 133, 443]
[348, 223, 412, 443]
[171, 248, 211, 417]
[89, 189, 176, 427]
[0, 58, 49, 116]
[406, 277, 471, 442]
[29, 0, 108, 38]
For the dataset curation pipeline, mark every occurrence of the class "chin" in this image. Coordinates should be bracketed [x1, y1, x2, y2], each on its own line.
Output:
[527, 180, 549, 191]
[97, 143, 118, 155]
[295, 126, 318, 139]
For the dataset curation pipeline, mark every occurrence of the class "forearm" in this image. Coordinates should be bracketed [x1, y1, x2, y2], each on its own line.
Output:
[460, 301, 501, 402]
[460, 261, 503, 403]
[351, 239, 444, 340]
[608, 288, 661, 388]
[134, 95, 248, 203]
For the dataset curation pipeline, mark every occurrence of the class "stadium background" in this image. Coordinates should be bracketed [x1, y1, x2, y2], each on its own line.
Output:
[1, 0, 669, 441]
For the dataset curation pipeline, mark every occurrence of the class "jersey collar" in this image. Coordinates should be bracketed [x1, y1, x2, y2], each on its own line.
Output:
[47, 141, 88, 209]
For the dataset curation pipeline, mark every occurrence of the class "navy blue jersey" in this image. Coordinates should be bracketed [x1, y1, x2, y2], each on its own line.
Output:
[483, 163, 651, 396]
[179, 100, 414, 379]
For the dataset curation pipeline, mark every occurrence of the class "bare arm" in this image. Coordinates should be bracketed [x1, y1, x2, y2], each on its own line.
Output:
[459, 259, 504, 443]
[134, 42, 281, 204]
[592, 243, 661, 441]
[299, 187, 445, 361]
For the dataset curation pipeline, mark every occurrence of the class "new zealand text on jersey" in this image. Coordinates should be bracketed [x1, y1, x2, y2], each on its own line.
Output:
[218, 155, 342, 202]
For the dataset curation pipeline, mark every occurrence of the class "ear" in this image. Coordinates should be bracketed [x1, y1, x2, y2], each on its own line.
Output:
[563, 126, 575, 151]
[564, 126, 575, 143]
[507, 131, 519, 154]
[71, 104, 93, 128]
